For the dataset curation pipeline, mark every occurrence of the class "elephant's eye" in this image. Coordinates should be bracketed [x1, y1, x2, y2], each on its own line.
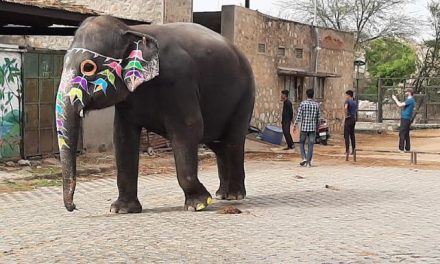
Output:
[80, 59, 97, 76]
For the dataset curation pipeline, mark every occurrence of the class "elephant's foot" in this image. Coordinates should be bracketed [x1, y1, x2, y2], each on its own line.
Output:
[110, 198, 142, 214]
[184, 192, 213, 212]
[216, 186, 246, 200]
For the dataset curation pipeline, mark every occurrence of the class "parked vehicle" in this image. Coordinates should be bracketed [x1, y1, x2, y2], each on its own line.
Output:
[316, 118, 330, 145]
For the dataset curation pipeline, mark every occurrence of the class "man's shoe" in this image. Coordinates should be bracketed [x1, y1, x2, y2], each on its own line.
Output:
[307, 163, 312, 168]
[300, 160, 307, 166]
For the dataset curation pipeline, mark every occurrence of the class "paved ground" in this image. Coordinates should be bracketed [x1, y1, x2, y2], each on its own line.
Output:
[1, 161, 440, 263]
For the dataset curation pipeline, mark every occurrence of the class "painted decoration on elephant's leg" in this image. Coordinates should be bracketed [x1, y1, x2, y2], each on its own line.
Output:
[0, 52, 22, 159]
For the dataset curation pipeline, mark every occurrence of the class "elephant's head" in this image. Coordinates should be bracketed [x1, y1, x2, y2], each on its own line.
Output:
[56, 16, 159, 211]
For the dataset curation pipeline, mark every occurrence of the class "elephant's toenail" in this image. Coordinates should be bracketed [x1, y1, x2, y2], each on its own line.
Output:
[196, 203, 206, 211]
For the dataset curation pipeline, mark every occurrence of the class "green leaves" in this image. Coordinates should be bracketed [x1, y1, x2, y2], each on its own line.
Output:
[99, 69, 116, 86]
[124, 60, 144, 71]
[365, 38, 417, 79]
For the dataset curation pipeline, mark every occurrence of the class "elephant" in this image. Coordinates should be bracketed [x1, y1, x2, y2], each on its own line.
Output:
[56, 16, 255, 213]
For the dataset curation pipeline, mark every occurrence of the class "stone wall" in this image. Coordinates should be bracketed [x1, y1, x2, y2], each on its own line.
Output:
[0, 0, 165, 51]
[318, 29, 354, 131]
[221, 6, 354, 132]
[163, 0, 193, 23]
[61, 0, 163, 23]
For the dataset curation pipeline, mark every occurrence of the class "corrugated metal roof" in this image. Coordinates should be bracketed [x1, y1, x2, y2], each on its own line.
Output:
[3, 0, 99, 15]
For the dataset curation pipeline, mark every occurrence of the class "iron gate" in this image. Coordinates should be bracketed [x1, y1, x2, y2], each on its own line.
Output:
[22, 51, 82, 157]
[355, 77, 440, 123]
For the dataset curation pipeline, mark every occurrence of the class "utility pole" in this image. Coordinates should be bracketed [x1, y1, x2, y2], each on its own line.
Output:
[312, 0, 320, 92]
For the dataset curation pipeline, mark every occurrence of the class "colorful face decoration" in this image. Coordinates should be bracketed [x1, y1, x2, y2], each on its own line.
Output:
[56, 41, 160, 150]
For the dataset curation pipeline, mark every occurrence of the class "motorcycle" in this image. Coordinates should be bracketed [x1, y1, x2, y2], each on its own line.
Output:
[316, 118, 330, 145]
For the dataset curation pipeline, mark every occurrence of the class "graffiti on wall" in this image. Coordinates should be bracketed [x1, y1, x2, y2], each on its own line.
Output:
[0, 52, 21, 158]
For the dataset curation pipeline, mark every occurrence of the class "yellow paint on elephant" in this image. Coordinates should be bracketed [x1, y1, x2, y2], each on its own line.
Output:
[66, 88, 84, 105]
[207, 197, 213, 205]
[58, 138, 70, 149]
[196, 203, 206, 211]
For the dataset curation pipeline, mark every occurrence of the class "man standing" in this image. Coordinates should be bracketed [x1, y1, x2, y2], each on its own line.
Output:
[293, 89, 320, 167]
[392, 88, 416, 152]
[344, 90, 357, 155]
[280, 90, 294, 150]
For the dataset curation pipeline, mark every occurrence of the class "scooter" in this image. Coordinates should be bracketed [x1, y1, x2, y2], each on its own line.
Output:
[316, 118, 330, 145]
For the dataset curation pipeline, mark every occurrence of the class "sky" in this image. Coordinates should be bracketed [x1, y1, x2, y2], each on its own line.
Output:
[193, 0, 433, 40]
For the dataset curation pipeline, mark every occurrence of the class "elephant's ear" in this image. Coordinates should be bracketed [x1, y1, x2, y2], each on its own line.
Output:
[122, 32, 159, 92]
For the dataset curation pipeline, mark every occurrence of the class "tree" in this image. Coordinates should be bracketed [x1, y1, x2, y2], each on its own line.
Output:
[276, 0, 417, 49]
[411, 0, 440, 123]
[365, 38, 417, 79]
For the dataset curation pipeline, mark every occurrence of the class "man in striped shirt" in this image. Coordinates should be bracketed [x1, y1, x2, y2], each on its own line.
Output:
[293, 89, 321, 167]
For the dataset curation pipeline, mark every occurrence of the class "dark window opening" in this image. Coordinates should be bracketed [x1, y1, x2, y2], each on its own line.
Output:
[278, 47, 286, 56]
[284, 76, 304, 103]
[258, 43, 266, 53]
[295, 48, 303, 59]
[315, 77, 325, 99]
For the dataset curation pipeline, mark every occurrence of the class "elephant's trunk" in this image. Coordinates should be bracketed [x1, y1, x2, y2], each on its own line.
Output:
[60, 105, 81, 212]
[57, 70, 82, 212]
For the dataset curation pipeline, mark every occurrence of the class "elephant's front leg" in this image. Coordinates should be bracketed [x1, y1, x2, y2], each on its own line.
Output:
[172, 139, 212, 211]
[110, 109, 142, 213]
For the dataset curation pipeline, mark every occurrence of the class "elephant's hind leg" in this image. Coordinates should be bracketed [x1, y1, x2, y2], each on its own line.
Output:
[207, 140, 246, 200]
[110, 109, 142, 214]
[172, 137, 212, 211]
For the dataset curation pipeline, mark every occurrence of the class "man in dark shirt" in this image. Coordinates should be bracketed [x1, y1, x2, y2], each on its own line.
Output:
[344, 90, 357, 155]
[280, 90, 294, 150]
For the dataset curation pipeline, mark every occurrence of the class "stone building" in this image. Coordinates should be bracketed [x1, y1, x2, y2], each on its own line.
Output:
[0, 0, 192, 159]
[195, 6, 354, 132]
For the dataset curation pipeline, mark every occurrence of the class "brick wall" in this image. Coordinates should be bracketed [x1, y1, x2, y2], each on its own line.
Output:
[221, 6, 354, 132]
[163, 0, 193, 23]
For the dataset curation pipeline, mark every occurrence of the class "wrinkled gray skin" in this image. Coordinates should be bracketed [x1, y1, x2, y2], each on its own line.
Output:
[59, 16, 255, 213]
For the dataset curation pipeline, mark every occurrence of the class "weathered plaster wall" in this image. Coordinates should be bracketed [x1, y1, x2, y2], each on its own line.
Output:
[318, 29, 355, 131]
[163, 0, 193, 23]
[222, 6, 354, 132]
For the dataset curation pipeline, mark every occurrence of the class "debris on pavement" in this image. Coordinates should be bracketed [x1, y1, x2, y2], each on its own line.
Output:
[325, 184, 340, 191]
[18, 160, 31, 167]
[217, 206, 242, 214]
[5, 161, 15, 167]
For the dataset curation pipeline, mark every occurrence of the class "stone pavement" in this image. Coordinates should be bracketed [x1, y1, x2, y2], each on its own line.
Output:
[1, 161, 440, 263]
